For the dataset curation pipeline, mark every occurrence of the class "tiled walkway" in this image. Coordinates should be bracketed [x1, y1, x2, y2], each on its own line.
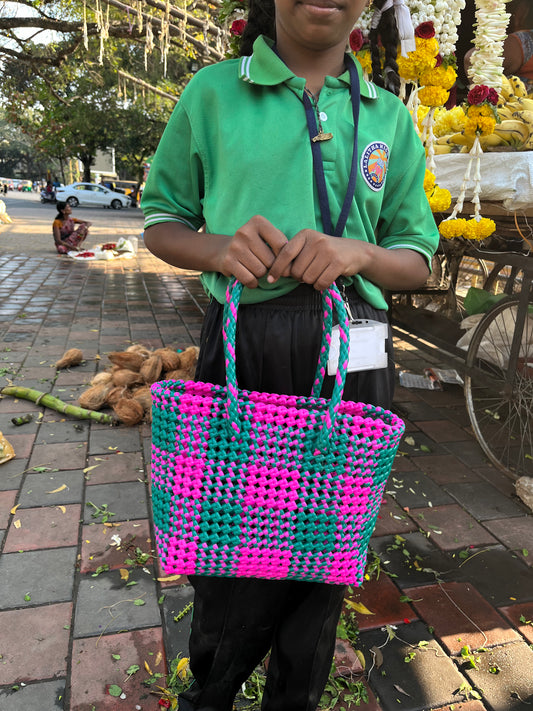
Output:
[0, 247, 532, 711]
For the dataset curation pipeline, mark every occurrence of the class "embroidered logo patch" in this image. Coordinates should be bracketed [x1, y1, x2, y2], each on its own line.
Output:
[361, 142, 389, 191]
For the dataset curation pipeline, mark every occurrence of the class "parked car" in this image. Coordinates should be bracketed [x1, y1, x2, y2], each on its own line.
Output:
[55, 182, 131, 209]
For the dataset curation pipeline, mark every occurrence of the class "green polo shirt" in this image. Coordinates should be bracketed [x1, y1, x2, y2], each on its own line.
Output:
[142, 36, 439, 308]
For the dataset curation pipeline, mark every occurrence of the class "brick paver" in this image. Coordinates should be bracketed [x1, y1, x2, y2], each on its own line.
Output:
[1, 245, 532, 711]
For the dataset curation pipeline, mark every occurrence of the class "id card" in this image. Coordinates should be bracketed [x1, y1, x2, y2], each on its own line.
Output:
[327, 319, 388, 375]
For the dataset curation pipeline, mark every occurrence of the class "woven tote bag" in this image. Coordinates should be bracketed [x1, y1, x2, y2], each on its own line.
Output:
[151, 280, 405, 586]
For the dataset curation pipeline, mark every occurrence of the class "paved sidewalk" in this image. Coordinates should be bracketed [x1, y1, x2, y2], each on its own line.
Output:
[0, 246, 532, 711]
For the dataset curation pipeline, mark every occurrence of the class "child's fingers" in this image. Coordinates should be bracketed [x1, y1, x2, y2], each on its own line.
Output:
[254, 216, 289, 257]
[266, 234, 305, 283]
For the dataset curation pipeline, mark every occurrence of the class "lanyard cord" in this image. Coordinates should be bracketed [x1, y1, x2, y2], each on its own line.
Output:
[302, 61, 361, 238]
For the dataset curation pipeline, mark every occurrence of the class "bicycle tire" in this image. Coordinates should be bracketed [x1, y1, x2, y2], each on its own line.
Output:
[464, 297, 533, 477]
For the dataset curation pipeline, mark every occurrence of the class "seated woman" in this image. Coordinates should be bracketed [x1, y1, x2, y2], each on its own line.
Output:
[53, 202, 92, 254]
[503, 0, 533, 91]
[464, 0, 533, 91]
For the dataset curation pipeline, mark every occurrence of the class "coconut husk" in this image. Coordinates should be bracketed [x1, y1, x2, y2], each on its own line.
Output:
[91, 371, 113, 386]
[153, 347, 181, 372]
[132, 385, 153, 413]
[78, 383, 113, 411]
[112, 368, 144, 388]
[107, 351, 146, 372]
[178, 346, 199, 371]
[126, 344, 152, 359]
[113, 397, 144, 426]
[132, 386, 153, 423]
[105, 386, 131, 407]
[165, 368, 194, 381]
[55, 348, 84, 369]
[140, 355, 163, 384]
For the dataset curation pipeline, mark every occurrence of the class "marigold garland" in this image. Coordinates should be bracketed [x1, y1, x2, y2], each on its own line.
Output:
[439, 218, 468, 239]
[418, 85, 452, 108]
[424, 169, 452, 213]
[439, 217, 496, 241]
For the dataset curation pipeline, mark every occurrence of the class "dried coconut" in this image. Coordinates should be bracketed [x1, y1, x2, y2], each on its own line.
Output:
[126, 344, 152, 358]
[165, 368, 194, 381]
[153, 347, 181, 372]
[55, 348, 84, 369]
[107, 351, 146, 372]
[78, 383, 113, 411]
[106, 386, 131, 407]
[112, 369, 144, 388]
[113, 397, 144, 426]
[179, 346, 199, 371]
[140, 355, 163, 384]
[91, 371, 113, 386]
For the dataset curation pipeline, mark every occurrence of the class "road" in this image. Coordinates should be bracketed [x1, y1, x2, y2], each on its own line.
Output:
[0, 190, 145, 254]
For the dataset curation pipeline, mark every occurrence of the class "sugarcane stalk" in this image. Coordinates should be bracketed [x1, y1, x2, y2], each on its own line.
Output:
[0, 386, 115, 424]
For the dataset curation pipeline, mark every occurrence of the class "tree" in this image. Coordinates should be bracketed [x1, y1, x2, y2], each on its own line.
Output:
[0, 110, 55, 178]
[0, 1, 228, 181]
[0, 0, 226, 81]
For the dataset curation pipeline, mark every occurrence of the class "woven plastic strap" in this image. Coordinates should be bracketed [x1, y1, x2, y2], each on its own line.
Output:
[222, 279, 350, 450]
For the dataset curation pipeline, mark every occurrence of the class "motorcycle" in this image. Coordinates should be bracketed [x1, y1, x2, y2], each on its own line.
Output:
[40, 189, 56, 204]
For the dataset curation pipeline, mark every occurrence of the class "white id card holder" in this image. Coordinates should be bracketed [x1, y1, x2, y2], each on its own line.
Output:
[327, 319, 388, 375]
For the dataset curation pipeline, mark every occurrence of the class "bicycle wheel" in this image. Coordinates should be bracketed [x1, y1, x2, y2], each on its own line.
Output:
[464, 298, 533, 477]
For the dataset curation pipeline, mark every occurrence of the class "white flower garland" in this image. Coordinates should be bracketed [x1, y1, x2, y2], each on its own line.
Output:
[354, 0, 464, 58]
[467, 0, 511, 90]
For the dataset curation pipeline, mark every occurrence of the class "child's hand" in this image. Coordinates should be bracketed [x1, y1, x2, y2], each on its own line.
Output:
[219, 215, 288, 289]
[267, 229, 369, 291]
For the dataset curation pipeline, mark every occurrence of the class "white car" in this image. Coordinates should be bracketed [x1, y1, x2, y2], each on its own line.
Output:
[55, 182, 131, 210]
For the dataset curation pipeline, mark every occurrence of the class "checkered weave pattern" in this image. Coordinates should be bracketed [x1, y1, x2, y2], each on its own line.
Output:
[151, 280, 404, 585]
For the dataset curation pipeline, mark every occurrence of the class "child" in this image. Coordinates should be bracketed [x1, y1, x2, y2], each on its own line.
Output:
[142, 0, 439, 708]
[53, 202, 91, 254]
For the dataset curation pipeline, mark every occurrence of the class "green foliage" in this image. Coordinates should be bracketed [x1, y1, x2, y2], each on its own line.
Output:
[0, 1, 196, 181]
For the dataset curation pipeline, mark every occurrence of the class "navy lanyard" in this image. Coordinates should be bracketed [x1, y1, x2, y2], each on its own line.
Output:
[302, 61, 360, 238]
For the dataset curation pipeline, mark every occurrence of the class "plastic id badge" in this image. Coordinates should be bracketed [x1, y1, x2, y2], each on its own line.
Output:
[327, 319, 388, 375]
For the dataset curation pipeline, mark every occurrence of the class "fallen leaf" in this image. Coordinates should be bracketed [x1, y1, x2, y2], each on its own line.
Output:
[157, 575, 182, 582]
[144, 661, 153, 675]
[354, 649, 366, 670]
[370, 646, 383, 668]
[155, 651, 162, 666]
[393, 684, 411, 697]
[344, 600, 375, 615]
[119, 568, 130, 581]
[83, 465, 100, 474]
[10, 504, 20, 515]
[103, 522, 122, 527]
[14, 519, 21, 529]
[56, 506, 66, 514]
[47, 484, 67, 494]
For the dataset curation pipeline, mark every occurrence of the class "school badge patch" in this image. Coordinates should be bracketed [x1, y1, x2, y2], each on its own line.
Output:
[361, 142, 389, 191]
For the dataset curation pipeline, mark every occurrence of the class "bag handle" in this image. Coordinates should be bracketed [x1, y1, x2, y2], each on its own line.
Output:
[222, 279, 350, 449]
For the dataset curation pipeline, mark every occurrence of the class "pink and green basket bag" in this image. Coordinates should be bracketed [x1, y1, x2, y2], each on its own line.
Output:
[151, 280, 404, 586]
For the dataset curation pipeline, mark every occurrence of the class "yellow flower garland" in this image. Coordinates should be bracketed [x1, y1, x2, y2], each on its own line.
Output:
[464, 104, 497, 137]
[419, 65, 457, 91]
[397, 37, 439, 81]
[424, 169, 452, 213]
[418, 85, 452, 108]
[427, 186, 452, 212]
[354, 49, 372, 75]
[439, 217, 496, 240]
[439, 218, 468, 239]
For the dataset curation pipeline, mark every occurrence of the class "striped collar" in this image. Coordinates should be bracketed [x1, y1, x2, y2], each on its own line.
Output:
[238, 36, 378, 100]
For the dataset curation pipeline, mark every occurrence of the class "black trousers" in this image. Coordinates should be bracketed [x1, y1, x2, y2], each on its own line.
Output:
[179, 284, 395, 711]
